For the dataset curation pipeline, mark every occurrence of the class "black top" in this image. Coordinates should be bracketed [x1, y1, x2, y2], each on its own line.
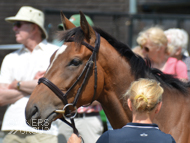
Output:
[96, 122, 176, 143]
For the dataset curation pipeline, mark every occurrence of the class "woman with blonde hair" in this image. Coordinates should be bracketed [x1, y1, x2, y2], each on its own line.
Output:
[135, 26, 168, 66]
[134, 26, 188, 81]
[67, 78, 176, 143]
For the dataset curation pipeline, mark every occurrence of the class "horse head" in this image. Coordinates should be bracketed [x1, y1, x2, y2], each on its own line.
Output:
[25, 12, 106, 130]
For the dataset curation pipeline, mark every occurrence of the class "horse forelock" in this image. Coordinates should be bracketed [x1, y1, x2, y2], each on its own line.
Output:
[57, 26, 190, 95]
[58, 27, 85, 47]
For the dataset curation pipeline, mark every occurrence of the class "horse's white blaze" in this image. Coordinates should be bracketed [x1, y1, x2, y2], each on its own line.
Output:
[46, 45, 67, 73]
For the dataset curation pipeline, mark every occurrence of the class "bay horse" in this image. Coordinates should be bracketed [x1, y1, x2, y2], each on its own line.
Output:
[25, 12, 190, 143]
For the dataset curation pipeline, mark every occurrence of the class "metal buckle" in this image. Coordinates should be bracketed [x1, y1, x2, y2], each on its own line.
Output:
[64, 103, 78, 119]
[55, 103, 77, 119]
[55, 110, 65, 114]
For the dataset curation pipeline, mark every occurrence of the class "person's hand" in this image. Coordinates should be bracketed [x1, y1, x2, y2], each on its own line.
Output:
[34, 71, 46, 79]
[67, 133, 82, 143]
[8, 80, 18, 89]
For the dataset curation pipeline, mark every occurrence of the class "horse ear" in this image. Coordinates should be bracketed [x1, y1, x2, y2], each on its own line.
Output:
[79, 11, 96, 43]
[60, 12, 76, 30]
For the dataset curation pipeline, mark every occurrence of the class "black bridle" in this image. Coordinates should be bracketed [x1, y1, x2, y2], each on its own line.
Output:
[38, 32, 100, 135]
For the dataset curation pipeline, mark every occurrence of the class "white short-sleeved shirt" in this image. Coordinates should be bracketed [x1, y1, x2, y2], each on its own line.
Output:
[0, 40, 66, 135]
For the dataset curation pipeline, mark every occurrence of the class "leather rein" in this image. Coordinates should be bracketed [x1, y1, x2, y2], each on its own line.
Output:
[38, 32, 100, 135]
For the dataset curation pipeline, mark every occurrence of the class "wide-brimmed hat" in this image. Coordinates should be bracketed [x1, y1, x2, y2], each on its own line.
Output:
[5, 6, 48, 39]
[58, 14, 94, 30]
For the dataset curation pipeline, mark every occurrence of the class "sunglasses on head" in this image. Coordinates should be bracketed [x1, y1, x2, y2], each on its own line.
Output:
[140, 45, 149, 52]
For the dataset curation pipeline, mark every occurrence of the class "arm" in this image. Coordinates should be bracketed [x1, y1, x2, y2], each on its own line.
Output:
[0, 83, 27, 106]
[0, 70, 45, 106]
[8, 71, 45, 94]
[8, 80, 38, 94]
[0, 54, 43, 106]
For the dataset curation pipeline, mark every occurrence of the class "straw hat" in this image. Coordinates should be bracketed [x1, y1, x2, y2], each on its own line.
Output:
[5, 6, 48, 39]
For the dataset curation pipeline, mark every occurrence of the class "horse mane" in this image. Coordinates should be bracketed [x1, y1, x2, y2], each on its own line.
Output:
[58, 27, 190, 95]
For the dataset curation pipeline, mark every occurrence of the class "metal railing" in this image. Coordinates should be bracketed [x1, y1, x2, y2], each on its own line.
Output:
[0, 44, 22, 50]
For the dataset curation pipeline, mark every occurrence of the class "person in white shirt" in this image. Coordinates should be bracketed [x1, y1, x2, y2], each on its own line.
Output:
[0, 6, 62, 143]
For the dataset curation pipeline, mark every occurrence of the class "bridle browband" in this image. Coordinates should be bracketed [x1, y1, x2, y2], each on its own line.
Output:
[38, 32, 100, 135]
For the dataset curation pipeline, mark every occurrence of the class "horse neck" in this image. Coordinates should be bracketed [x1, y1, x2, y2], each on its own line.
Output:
[153, 87, 190, 143]
[98, 41, 134, 129]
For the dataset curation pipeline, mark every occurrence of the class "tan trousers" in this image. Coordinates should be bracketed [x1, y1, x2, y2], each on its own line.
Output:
[58, 116, 103, 143]
[3, 131, 57, 143]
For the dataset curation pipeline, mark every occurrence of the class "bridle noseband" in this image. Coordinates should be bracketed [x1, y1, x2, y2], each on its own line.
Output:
[38, 32, 100, 135]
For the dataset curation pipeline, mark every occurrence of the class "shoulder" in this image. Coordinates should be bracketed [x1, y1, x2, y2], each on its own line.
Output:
[97, 128, 131, 143]
[132, 46, 144, 58]
[96, 129, 119, 143]
[40, 40, 59, 51]
[176, 59, 187, 69]
[3, 49, 21, 60]
[167, 57, 186, 68]
[155, 130, 176, 143]
[167, 57, 177, 63]
[46, 42, 59, 49]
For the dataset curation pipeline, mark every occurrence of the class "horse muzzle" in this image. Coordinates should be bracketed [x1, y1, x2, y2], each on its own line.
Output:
[25, 104, 54, 130]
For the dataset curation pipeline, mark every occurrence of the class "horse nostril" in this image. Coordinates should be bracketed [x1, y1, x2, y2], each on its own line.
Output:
[31, 106, 38, 117]
[26, 105, 40, 127]
[26, 105, 39, 120]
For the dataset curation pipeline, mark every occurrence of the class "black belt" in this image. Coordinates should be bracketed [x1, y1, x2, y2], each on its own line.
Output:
[74, 112, 99, 118]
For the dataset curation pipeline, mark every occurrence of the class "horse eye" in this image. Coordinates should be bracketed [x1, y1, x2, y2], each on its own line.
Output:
[69, 59, 82, 66]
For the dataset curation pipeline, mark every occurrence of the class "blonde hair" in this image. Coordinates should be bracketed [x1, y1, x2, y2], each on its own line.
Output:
[124, 78, 163, 112]
[137, 27, 168, 49]
[164, 28, 189, 56]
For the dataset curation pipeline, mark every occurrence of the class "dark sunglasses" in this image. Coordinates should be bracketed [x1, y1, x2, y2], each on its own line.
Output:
[13, 21, 31, 28]
[140, 45, 149, 52]
[13, 21, 23, 28]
